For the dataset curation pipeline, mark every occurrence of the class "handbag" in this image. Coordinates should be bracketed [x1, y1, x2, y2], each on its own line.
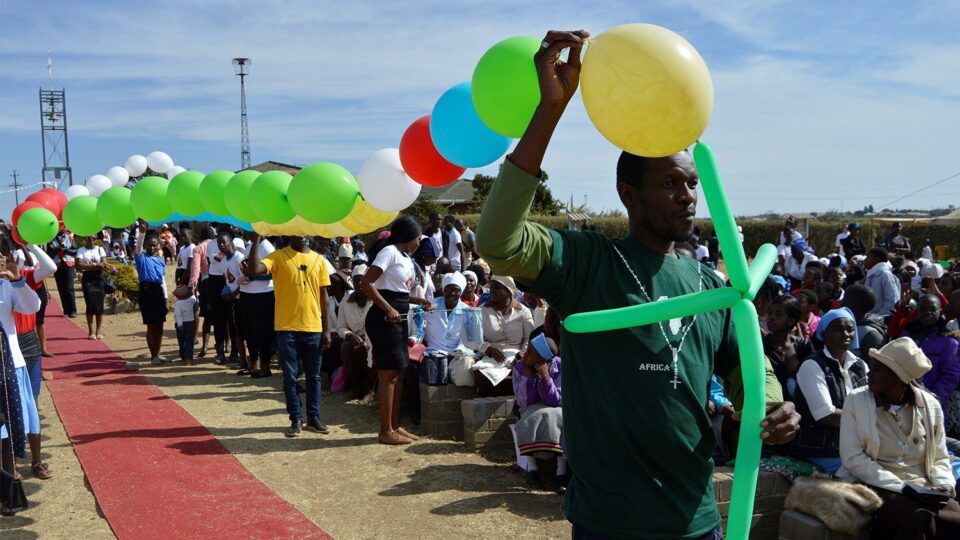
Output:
[0, 339, 28, 515]
[102, 275, 117, 295]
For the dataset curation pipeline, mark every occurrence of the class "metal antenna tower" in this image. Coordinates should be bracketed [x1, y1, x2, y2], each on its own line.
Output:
[232, 57, 252, 170]
[39, 52, 73, 187]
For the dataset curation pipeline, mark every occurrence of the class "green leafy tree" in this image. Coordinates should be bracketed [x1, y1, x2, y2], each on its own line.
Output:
[471, 171, 562, 215]
[406, 195, 444, 224]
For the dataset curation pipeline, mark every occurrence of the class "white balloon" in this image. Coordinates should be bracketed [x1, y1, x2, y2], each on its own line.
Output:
[358, 148, 421, 212]
[124, 154, 148, 177]
[106, 166, 130, 187]
[85, 175, 113, 197]
[165, 165, 186, 179]
[64, 184, 90, 200]
[146, 151, 175, 174]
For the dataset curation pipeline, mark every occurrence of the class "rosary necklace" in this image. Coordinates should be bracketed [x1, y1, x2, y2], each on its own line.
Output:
[612, 245, 703, 389]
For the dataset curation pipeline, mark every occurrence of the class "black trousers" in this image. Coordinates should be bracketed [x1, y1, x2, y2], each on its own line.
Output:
[239, 291, 275, 367]
[206, 275, 237, 360]
[54, 264, 77, 316]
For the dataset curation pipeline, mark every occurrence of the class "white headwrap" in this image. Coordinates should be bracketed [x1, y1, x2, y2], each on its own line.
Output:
[441, 271, 467, 292]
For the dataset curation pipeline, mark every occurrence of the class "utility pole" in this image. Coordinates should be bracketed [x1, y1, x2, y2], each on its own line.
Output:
[232, 57, 252, 170]
[9, 170, 22, 205]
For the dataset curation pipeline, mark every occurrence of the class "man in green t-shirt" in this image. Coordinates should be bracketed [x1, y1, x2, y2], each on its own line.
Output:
[476, 30, 800, 539]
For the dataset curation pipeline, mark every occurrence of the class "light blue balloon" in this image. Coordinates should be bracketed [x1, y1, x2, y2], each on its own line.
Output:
[430, 82, 511, 168]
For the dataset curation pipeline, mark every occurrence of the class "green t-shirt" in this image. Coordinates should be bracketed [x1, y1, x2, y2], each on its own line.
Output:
[522, 229, 737, 539]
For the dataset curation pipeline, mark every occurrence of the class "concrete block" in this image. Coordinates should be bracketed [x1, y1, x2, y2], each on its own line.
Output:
[754, 495, 786, 514]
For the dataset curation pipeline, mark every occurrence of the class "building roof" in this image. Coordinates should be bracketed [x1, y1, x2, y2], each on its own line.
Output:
[420, 179, 475, 204]
[565, 212, 591, 222]
[245, 161, 303, 175]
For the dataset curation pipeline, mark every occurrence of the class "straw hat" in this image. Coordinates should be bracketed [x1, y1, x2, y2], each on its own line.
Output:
[868, 337, 932, 384]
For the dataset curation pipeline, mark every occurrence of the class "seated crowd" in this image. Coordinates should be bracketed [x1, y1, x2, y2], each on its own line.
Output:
[2, 212, 960, 536]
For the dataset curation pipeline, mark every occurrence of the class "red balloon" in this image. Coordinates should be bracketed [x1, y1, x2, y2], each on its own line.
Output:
[11, 201, 43, 227]
[25, 190, 60, 216]
[38, 188, 67, 216]
[11, 227, 24, 246]
[399, 115, 465, 187]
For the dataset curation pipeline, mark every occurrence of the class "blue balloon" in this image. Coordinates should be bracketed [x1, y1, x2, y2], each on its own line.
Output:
[430, 82, 511, 168]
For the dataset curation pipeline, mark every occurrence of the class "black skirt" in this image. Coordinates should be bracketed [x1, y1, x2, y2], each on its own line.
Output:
[139, 282, 168, 325]
[36, 284, 48, 326]
[365, 290, 410, 371]
[81, 270, 105, 316]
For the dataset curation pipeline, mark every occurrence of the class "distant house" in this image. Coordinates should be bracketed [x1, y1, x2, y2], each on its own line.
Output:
[419, 179, 476, 215]
[246, 160, 303, 175]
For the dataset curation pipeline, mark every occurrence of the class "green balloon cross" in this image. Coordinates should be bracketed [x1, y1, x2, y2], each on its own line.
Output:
[563, 142, 776, 540]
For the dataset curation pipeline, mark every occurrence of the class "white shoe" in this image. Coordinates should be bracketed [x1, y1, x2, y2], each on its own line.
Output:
[151, 357, 163, 365]
[88, 334, 96, 340]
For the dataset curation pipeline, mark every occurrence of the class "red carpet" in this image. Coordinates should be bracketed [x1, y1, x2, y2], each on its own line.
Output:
[41, 302, 331, 540]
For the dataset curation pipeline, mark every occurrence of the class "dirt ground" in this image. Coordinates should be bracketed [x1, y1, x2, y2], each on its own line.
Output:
[1, 278, 569, 539]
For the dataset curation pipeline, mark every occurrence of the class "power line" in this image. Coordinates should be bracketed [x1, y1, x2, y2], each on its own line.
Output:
[877, 171, 960, 209]
[9, 170, 22, 205]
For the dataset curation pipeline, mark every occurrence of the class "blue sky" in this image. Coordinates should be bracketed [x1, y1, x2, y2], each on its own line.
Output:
[2, 0, 959, 222]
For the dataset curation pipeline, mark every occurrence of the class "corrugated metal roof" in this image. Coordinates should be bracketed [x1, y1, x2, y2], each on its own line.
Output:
[565, 212, 591, 222]
[420, 179, 475, 203]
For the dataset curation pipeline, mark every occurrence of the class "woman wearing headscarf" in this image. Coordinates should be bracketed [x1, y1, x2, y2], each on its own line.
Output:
[793, 307, 870, 474]
[901, 294, 960, 434]
[839, 338, 960, 538]
[512, 331, 566, 491]
[361, 216, 434, 445]
[465, 275, 534, 396]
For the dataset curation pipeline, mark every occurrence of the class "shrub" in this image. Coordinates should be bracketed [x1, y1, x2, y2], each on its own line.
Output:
[104, 261, 140, 303]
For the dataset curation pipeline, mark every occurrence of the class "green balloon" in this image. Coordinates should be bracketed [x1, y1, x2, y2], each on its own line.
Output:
[288, 162, 359, 224]
[63, 195, 105, 237]
[97, 187, 136, 228]
[17, 207, 59, 245]
[564, 287, 740, 334]
[249, 171, 295, 224]
[744, 244, 778, 301]
[199, 170, 234, 216]
[694, 143, 750, 293]
[224, 170, 261, 223]
[471, 35, 542, 138]
[168, 170, 206, 216]
[131, 176, 173, 222]
[727, 299, 765, 540]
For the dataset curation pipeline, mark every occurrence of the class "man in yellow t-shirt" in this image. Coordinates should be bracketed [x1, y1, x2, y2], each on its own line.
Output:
[247, 234, 331, 438]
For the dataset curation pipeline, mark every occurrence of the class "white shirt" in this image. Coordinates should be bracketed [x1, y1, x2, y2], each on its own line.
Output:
[177, 243, 195, 270]
[835, 232, 850, 257]
[444, 228, 463, 269]
[922, 246, 933, 260]
[11, 249, 26, 271]
[77, 245, 106, 265]
[207, 239, 245, 277]
[0, 280, 42, 368]
[796, 349, 867, 421]
[785, 251, 818, 281]
[372, 245, 415, 293]
[336, 292, 372, 339]
[239, 239, 275, 294]
[777, 230, 804, 257]
[694, 244, 710, 261]
[174, 296, 197, 326]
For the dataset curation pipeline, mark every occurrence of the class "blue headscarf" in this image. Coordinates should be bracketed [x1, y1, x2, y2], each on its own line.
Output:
[816, 307, 860, 350]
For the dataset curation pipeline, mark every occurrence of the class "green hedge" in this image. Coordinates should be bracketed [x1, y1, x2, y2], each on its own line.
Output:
[457, 214, 959, 259]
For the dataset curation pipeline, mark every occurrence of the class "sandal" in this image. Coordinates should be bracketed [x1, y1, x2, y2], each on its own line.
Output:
[235, 369, 252, 376]
[32, 462, 53, 480]
[197, 348, 207, 358]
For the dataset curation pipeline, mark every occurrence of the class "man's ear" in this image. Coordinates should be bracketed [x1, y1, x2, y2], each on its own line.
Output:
[617, 181, 639, 211]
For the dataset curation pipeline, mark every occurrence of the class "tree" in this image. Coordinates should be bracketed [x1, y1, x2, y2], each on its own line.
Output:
[470, 170, 562, 215]
[406, 195, 444, 225]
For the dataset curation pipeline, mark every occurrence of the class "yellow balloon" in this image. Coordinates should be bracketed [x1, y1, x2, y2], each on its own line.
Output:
[314, 221, 357, 239]
[581, 23, 713, 157]
[341, 198, 398, 234]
